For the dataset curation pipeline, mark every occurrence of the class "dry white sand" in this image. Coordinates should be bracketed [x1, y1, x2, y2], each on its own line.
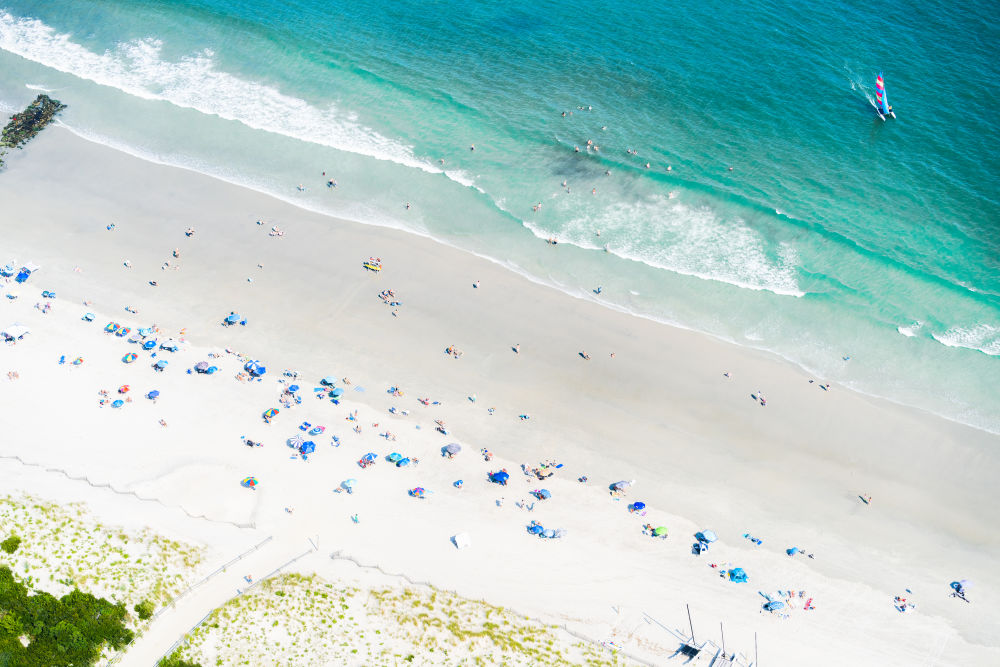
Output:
[1, 127, 997, 665]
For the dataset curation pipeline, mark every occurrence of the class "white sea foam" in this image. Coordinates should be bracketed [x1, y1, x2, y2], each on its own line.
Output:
[0, 11, 468, 184]
[931, 324, 1000, 356]
[526, 195, 804, 297]
[24, 83, 52, 91]
[896, 321, 922, 337]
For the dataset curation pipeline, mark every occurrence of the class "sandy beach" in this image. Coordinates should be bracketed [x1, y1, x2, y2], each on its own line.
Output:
[2, 127, 998, 665]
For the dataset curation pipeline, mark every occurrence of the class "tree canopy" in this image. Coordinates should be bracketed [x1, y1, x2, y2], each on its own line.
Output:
[0, 566, 133, 666]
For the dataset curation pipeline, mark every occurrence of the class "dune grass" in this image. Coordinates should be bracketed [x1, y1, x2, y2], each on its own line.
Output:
[167, 572, 633, 666]
[0, 494, 205, 614]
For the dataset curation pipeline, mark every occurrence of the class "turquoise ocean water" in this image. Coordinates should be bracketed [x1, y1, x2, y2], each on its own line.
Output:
[1, 1, 998, 431]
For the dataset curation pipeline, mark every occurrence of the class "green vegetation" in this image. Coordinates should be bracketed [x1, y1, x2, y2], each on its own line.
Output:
[167, 573, 632, 666]
[134, 599, 156, 620]
[0, 94, 67, 168]
[0, 495, 204, 609]
[159, 650, 204, 667]
[0, 535, 20, 554]
[0, 565, 133, 666]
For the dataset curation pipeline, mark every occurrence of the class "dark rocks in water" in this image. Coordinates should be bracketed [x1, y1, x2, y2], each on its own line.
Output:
[1, 94, 67, 168]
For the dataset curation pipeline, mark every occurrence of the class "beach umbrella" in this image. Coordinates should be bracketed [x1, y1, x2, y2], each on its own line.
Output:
[764, 601, 785, 612]
[388, 452, 402, 463]
[123, 353, 137, 363]
[241, 476, 257, 488]
[206, 366, 218, 374]
[330, 388, 344, 397]
[541, 528, 556, 538]
[118, 385, 130, 394]
[491, 471, 509, 484]
[138, 327, 153, 337]
[225, 313, 240, 324]
[362, 452, 377, 463]
[341, 479, 357, 490]
[246, 361, 266, 376]
[321, 376, 337, 386]
[697, 530, 718, 543]
[611, 479, 635, 491]
[300, 441, 316, 455]
[160, 339, 179, 351]
[630, 501, 646, 511]
[72, 357, 84, 365]
[128, 332, 142, 343]
[195, 361, 209, 372]
[146, 390, 160, 400]
[143, 340, 157, 350]
[528, 524, 544, 535]
[397, 457, 411, 467]
[409, 487, 425, 498]
[535, 489, 552, 500]
[652, 526, 668, 537]
[786, 547, 800, 556]
[288, 435, 305, 448]
[155, 359, 168, 369]
[288, 384, 300, 393]
[729, 568, 748, 583]
[263, 408, 279, 419]
[444, 443, 462, 455]
[111, 399, 124, 408]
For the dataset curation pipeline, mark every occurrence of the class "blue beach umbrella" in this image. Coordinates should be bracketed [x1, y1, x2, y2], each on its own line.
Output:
[362, 452, 377, 463]
[288, 384, 299, 393]
[111, 399, 124, 408]
[528, 524, 544, 535]
[491, 471, 509, 484]
[341, 479, 357, 490]
[630, 501, 646, 511]
[388, 452, 402, 463]
[321, 376, 337, 386]
[697, 530, 718, 543]
[146, 390, 160, 399]
[225, 313, 240, 324]
[330, 387, 344, 397]
[397, 457, 411, 467]
[154, 359, 168, 369]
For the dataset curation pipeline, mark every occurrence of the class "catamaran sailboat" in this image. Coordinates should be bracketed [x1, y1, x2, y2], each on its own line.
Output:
[874, 72, 895, 120]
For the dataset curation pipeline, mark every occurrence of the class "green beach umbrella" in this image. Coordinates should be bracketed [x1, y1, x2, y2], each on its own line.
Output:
[652, 526, 668, 537]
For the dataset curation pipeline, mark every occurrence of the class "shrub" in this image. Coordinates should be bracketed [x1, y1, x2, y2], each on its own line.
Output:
[0, 535, 20, 554]
[134, 599, 156, 620]
[0, 565, 133, 666]
[159, 652, 203, 667]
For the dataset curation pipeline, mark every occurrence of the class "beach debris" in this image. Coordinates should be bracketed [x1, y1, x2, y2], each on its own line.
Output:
[363, 257, 382, 272]
[1, 94, 67, 168]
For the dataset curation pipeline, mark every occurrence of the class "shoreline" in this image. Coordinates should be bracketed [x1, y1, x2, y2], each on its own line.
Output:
[48, 121, 1000, 438]
[2, 126, 998, 664]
